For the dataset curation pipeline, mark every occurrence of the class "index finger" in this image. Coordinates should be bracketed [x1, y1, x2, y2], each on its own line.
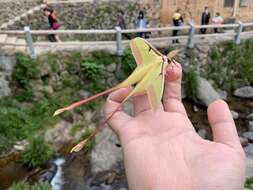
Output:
[163, 61, 187, 116]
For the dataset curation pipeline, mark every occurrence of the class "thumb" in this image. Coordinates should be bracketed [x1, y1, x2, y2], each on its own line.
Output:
[208, 100, 241, 150]
[104, 88, 132, 135]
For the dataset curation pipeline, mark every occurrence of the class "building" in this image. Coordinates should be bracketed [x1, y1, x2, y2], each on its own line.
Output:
[160, 0, 253, 24]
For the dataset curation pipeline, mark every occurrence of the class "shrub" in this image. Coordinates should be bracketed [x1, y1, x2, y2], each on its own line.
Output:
[204, 40, 253, 91]
[13, 53, 40, 88]
[22, 136, 53, 168]
[121, 47, 136, 75]
[81, 59, 105, 81]
[12, 53, 40, 101]
[183, 67, 199, 100]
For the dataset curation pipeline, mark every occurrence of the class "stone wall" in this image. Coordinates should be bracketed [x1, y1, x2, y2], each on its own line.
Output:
[0, 0, 40, 25]
[7, 0, 161, 30]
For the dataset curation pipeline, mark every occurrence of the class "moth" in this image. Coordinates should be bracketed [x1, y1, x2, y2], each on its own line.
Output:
[53, 37, 179, 152]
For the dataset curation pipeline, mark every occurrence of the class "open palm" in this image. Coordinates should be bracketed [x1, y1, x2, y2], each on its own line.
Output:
[104, 63, 245, 190]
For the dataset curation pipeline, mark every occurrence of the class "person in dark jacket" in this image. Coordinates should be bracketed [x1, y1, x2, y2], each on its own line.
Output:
[200, 6, 210, 34]
[172, 9, 184, 43]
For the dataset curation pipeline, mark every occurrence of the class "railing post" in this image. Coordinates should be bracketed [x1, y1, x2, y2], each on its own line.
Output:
[187, 23, 195, 48]
[24, 26, 36, 59]
[115, 26, 123, 56]
[235, 21, 243, 44]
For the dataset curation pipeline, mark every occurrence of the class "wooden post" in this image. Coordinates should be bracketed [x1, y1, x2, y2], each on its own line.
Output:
[235, 21, 243, 44]
[24, 26, 36, 58]
[187, 23, 195, 48]
[115, 26, 123, 56]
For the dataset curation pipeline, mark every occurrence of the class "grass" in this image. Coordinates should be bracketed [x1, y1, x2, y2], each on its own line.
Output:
[8, 182, 52, 190]
[22, 136, 53, 168]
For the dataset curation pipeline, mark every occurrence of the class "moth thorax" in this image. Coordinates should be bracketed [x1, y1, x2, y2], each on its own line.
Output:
[162, 56, 168, 63]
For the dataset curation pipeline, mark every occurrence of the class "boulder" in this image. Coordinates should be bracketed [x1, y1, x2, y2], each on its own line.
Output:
[198, 128, 207, 139]
[231, 110, 239, 120]
[196, 77, 220, 106]
[246, 155, 253, 178]
[234, 86, 253, 98]
[243, 132, 253, 142]
[45, 121, 72, 151]
[91, 128, 122, 173]
[217, 89, 228, 100]
[106, 63, 117, 73]
[240, 136, 249, 147]
[245, 144, 253, 155]
[247, 113, 253, 121]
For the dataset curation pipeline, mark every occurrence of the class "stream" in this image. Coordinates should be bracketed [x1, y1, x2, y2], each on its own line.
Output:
[0, 97, 252, 190]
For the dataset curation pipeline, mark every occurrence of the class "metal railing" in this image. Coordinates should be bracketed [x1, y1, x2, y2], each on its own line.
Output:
[1, 21, 253, 58]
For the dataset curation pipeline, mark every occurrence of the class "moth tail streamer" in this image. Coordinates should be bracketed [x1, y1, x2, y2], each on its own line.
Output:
[53, 87, 118, 117]
[70, 102, 125, 153]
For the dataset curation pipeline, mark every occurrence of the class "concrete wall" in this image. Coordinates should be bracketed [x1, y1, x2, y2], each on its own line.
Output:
[160, 0, 253, 24]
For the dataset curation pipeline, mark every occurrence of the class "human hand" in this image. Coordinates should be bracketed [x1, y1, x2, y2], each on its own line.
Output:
[104, 62, 245, 190]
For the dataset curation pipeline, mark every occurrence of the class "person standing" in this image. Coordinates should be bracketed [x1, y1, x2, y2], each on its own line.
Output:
[136, 11, 149, 38]
[200, 6, 210, 34]
[211, 12, 224, 33]
[43, 7, 61, 42]
[117, 10, 131, 39]
[172, 9, 184, 43]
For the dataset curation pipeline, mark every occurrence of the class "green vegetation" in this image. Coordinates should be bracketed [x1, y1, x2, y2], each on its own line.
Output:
[121, 48, 136, 75]
[0, 50, 137, 154]
[13, 53, 40, 101]
[22, 136, 53, 168]
[204, 40, 253, 91]
[8, 182, 52, 190]
[81, 59, 105, 81]
[183, 67, 199, 101]
[245, 178, 253, 189]
[80, 128, 96, 152]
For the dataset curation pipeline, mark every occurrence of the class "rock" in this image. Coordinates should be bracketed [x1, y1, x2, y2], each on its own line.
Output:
[234, 86, 253, 98]
[247, 113, 253, 121]
[193, 105, 199, 112]
[38, 164, 57, 183]
[0, 75, 11, 97]
[42, 85, 54, 94]
[13, 140, 28, 151]
[245, 144, 253, 155]
[196, 77, 220, 106]
[198, 128, 207, 139]
[217, 89, 228, 100]
[91, 128, 122, 173]
[83, 110, 94, 123]
[40, 62, 51, 77]
[230, 110, 239, 120]
[244, 132, 253, 142]
[246, 155, 253, 178]
[106, 63, 117, 73]
[240, 136, 249, 147]
[78, 90, 91, 99]
[45, 121, 72, 151]
[249, 121, 253, 129]
[118, 188, 128, 190]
